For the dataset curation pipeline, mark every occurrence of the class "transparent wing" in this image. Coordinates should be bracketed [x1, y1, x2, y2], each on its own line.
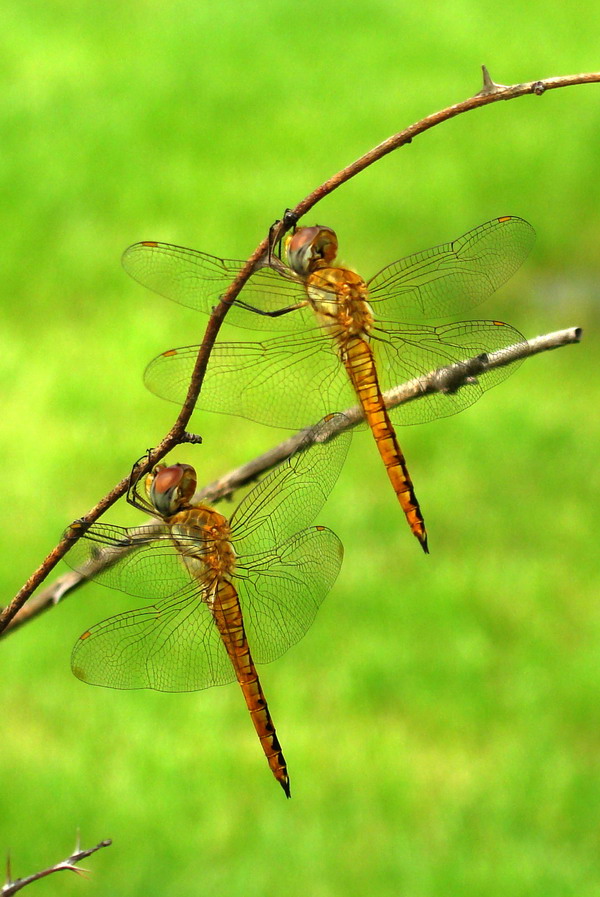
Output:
[374, 319, 526, 426]
[145, 317, 524, 432]
[68, 482, 345, 692]
[229, 416, 351, 552]
[367, 217, 535, 322]
[71, 591, 234, 692]
[234, 527, 343, 663]
[64, 522, 197, 599]
[122, 241, 314, 332]
[66, 525, 238, 691]
[144, 331, 357, 430]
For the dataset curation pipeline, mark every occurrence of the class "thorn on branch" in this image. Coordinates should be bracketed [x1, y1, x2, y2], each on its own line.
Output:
[1, 838, 112, 895]
[476, 64, 510, 97]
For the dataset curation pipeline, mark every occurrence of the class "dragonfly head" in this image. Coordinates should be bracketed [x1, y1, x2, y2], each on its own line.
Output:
[146, 463, 197, 516]
[286, 226, 338, 275]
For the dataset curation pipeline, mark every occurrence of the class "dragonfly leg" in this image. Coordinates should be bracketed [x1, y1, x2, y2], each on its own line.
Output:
[126, 452, 157, 515]
[234, 298, 306, 319]
[268, 209, 299, 262]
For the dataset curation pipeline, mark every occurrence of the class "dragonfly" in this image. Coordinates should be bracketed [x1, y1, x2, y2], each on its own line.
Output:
[65, 419, 350, 797]
[123, 216, 535, 553]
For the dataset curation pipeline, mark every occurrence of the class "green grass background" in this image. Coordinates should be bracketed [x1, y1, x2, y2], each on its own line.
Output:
[1, 1, 599, 895]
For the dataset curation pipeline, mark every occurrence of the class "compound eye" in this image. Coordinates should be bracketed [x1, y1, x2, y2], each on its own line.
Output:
[287, 226, 337, 274]
[148, 463, 197, 515]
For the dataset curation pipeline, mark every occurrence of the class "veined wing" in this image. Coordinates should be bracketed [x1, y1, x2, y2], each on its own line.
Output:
[68, 511, 343, 691]
[122, 241, 314, 332]
[145, 318, 524, 432]
[64, 522, 198, 599]
[66, 523, 237, 691]
[229, 416, 351, 552]
[71, 591, 236, 691]
[367, 216, 535, 322]
[144, 331, 355, 430]
[233, 527, 343, 664]
[373, 319, 526, 425]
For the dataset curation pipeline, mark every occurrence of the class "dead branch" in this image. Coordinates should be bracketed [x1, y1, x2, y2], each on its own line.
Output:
[2, 837, 111, 895]
[1, 67, 597, 632]
[1, 326, 581, 636]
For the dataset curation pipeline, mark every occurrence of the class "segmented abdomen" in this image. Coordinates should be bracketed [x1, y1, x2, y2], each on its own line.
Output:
[341, 336, 429, 553]
[211, 579, 291, 796]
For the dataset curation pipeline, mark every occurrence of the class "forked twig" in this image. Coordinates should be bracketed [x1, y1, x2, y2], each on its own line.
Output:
[1, 66, 597, 633]
[2, 838, 111, 895]
[1, 326, 582, 636]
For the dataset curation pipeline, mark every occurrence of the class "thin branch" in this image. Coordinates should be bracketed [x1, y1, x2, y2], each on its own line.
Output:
[127, 327, 589, 499]
[2, 67, 597, 632]
[269, 69, 600, 244]
[2, 838, 111, 895]
[0, 254, 261, 633]
[1, 326, 581, 636]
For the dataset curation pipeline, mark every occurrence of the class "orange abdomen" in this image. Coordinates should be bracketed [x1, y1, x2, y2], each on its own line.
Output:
[212, 580, 291, 797]
[342, 336, 429, 553]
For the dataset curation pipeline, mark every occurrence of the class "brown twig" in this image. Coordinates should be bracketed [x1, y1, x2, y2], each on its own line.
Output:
[0, 253, 262, 633]
[1, 67, 597, 633]
[269, 68, 600, 245]
[2, 837, 111, 895]
[1, 326, 581, 636]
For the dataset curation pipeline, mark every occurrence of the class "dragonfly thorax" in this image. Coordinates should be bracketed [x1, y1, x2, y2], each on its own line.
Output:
[168, 506, 236, 589]
[307, 266, 374, 338]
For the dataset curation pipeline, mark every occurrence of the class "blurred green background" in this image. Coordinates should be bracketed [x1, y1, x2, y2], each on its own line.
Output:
[1, 1, 599, 895]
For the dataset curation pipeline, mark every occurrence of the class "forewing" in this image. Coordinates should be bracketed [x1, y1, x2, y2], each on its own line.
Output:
[367, 217, 535, 321]
[229, 416, 351, 551]
[64, 522, 195, 599]
[144, 332, 356, 430]
[71, 589, 234, 691]
[374, 320, 526, 426]
[235, 527, 343, 663]
[122, 241, 313, 332]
